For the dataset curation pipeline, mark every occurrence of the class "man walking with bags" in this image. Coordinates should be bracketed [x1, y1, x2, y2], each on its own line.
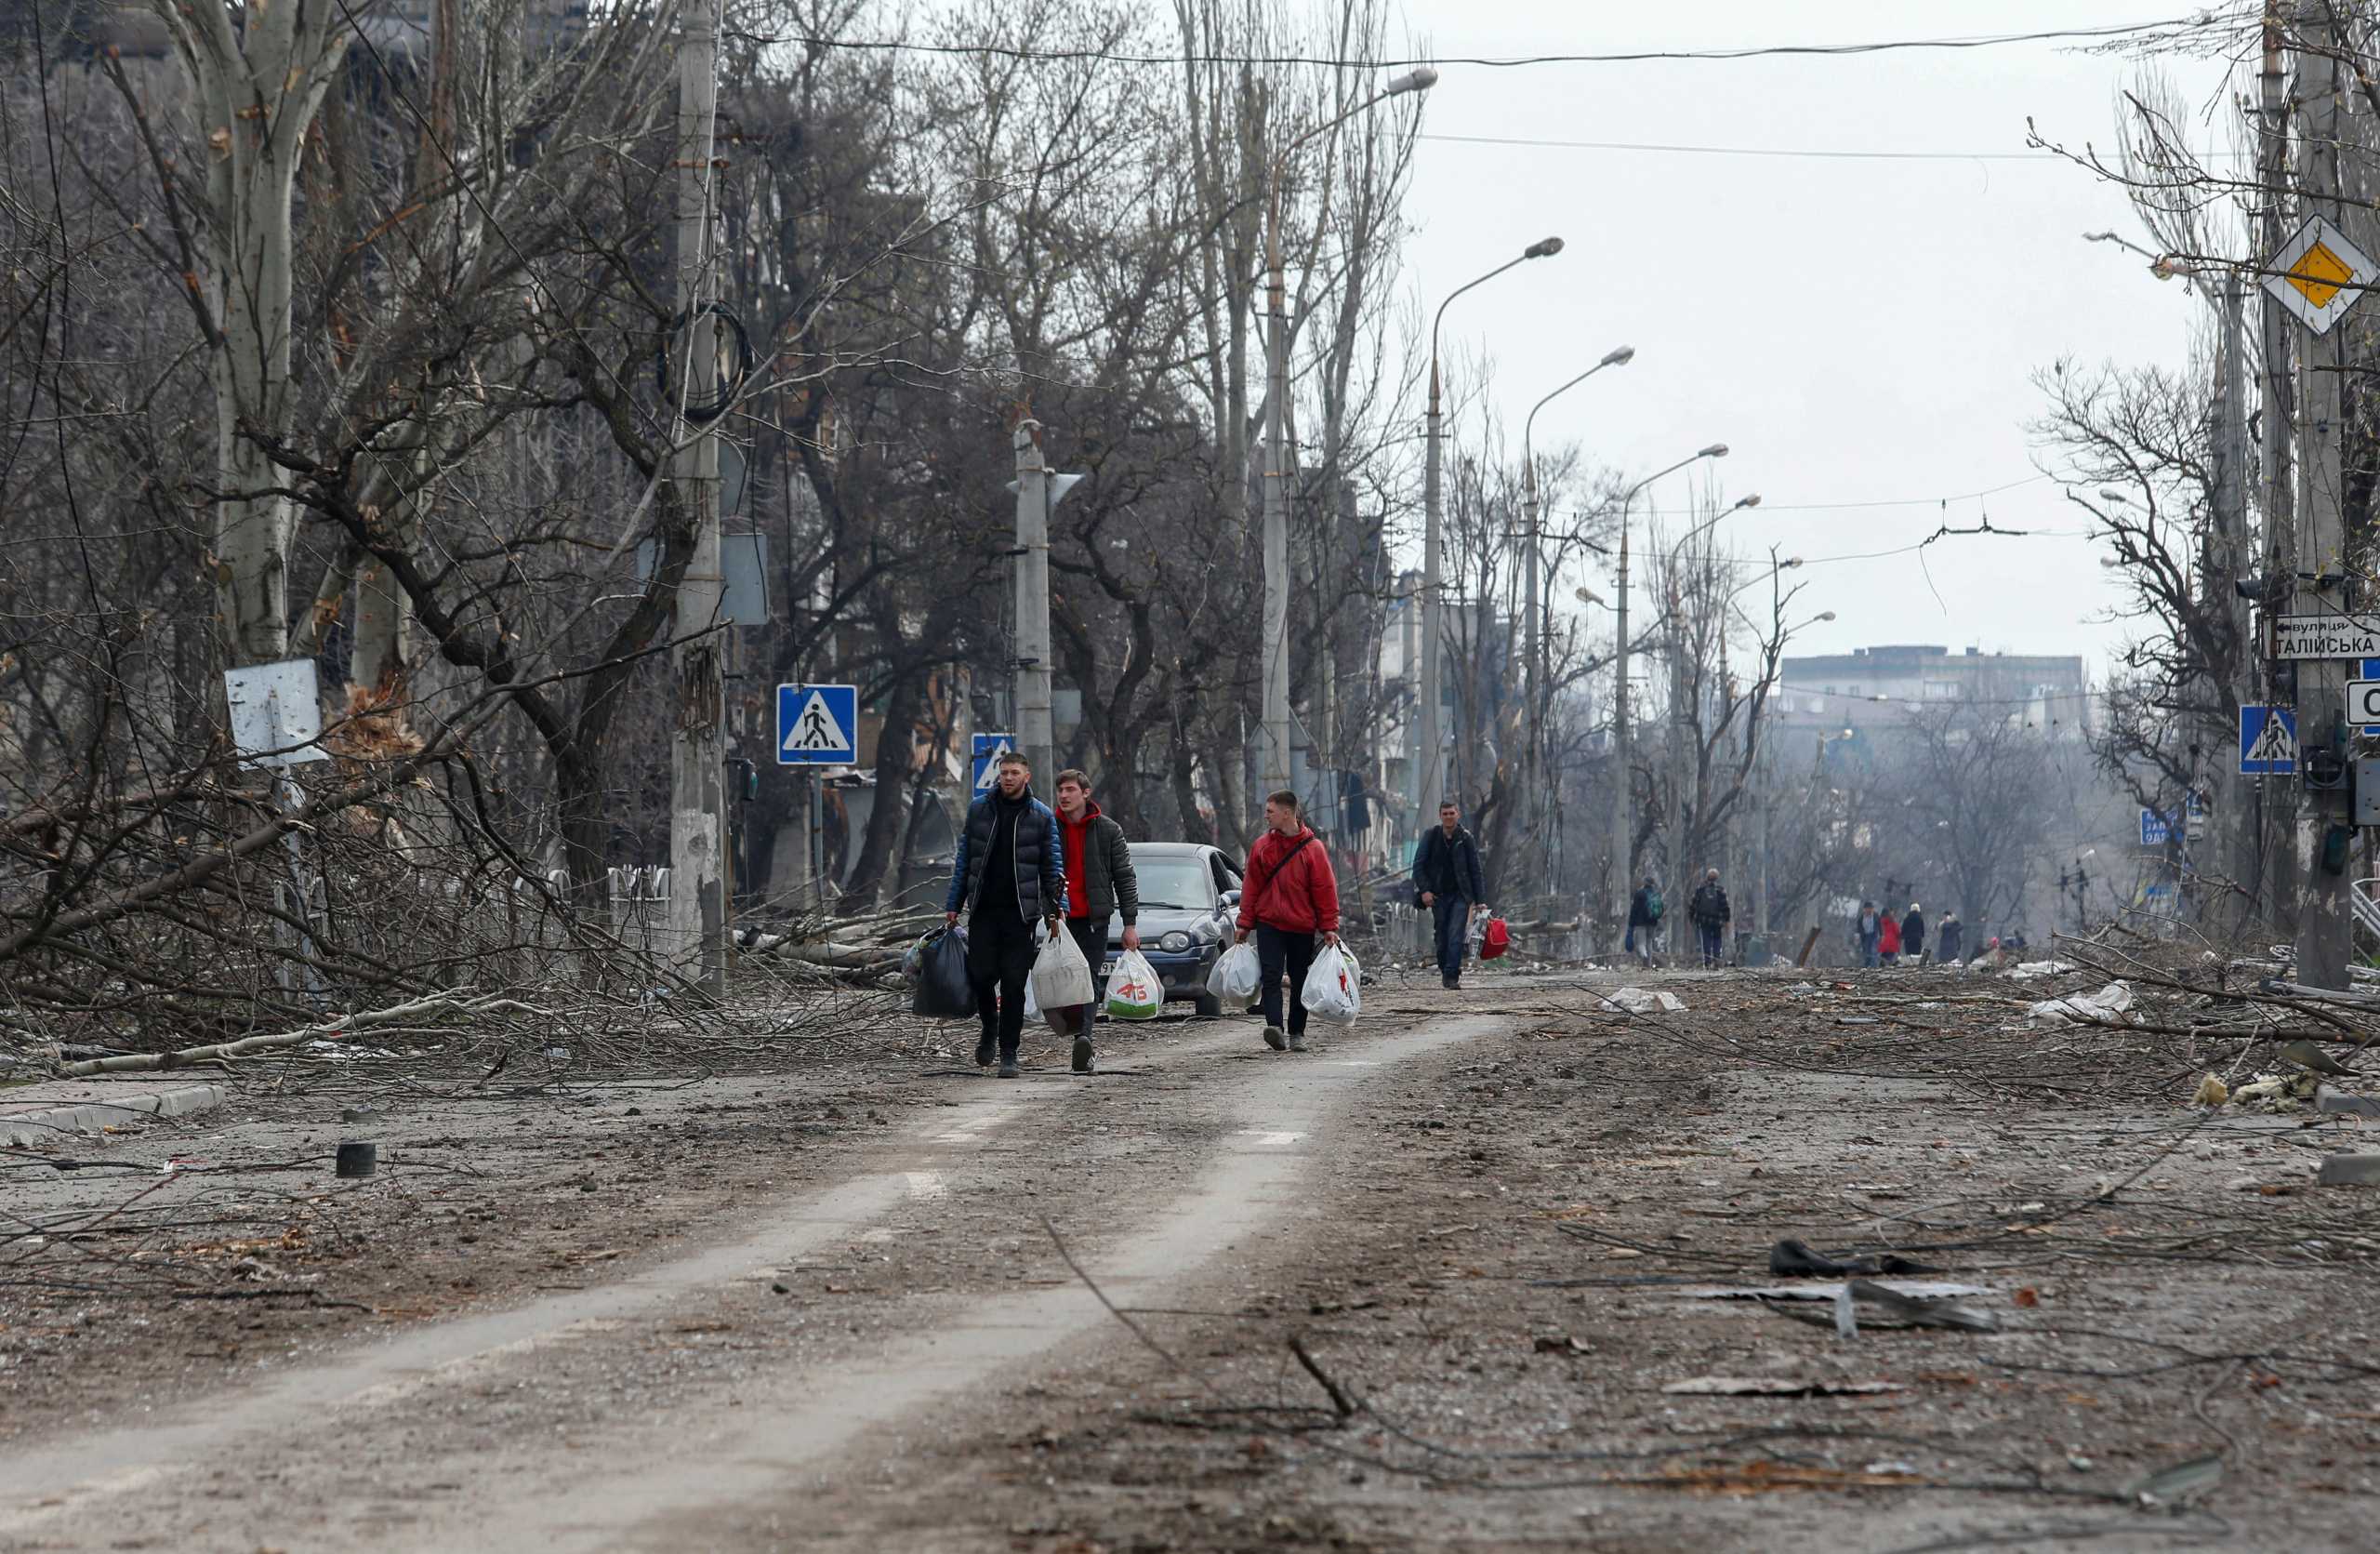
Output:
[1052, 769, 1139, 1075]
[1687, 868, 1731, 970]
[945, 752, 1065, 1079]
[1235, 790, 1341, 1053]
[1413, 799, 1487, 990]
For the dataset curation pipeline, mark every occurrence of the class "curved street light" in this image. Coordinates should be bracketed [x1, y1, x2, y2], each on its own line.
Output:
[1260, 67, 1437, 798]
[1412, 236, 1566, 820]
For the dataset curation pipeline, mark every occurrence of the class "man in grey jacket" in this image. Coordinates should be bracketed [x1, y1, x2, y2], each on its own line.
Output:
[1053, 769, 1139, 1073]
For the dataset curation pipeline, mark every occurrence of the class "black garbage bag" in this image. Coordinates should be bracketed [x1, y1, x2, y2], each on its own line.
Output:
[911, 927, 975, 1019]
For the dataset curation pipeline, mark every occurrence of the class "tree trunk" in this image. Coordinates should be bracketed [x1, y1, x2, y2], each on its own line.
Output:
[841, 669, 920, 909]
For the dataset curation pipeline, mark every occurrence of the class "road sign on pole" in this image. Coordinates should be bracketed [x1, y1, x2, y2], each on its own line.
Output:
[2270, 613, 2380, 660]
[775, 684, 857, 765]
[2348, 678, 2380, 729]
[2263, 213, 2379, 336]
[2138, 809, 2173, 847]
[971, 732, 1017, 792]
[2240, 705, 2299, 775]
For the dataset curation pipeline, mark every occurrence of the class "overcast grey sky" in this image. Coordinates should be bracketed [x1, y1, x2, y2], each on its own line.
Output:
[1394, 2, 2229, 674]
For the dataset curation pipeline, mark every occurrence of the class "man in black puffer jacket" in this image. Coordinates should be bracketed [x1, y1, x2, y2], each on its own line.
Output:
[945, 751, 1066, 1077]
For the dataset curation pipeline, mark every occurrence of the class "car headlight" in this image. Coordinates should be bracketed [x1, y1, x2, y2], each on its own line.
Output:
[1159, 931, 1191, 953]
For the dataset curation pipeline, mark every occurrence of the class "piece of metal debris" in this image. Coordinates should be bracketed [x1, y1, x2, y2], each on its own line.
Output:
[1661, 1376, 1906, 1398]
[1672, 1280, 1988, 1303]
[2128, 1454, 2224, 1507]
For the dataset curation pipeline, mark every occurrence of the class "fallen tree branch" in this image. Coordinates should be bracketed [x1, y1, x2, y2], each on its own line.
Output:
[54, 991, 545, 1076]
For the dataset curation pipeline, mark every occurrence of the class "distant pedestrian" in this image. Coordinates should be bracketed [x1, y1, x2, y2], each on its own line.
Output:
[1877, 908, 1902, 966]
[1413, 799, 1487, 990]
[1627, 875, 1663, 966]
[1937, 911, 1964, 965]
[1052, 769, 1139, 1075]
[1901, 902, 1928, 964]
[945, 751, 1065, 1078]
[1236, 790, 1342, 1054]
[1855, 902, 1881, 969]
[1687, 869, 1731, 969]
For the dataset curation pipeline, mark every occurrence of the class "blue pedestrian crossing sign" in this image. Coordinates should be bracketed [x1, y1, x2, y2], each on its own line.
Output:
[776, 684, 858, 765]
[2239, 705, 2298, 776]
[972, 732, 1017, 792]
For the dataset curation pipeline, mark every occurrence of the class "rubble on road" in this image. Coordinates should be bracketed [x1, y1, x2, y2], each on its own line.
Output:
[2025, 980, 2134, 1026]
[1596, 987, 1686, 1015]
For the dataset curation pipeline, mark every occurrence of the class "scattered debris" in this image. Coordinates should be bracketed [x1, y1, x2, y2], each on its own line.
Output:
[2278, 1040, 2360, 1077]
[1661, 1375, 1906, 1398]
[1597, 987, 1686, 1015]
[2191, 1073, 2229, 1108]
[1767, 1239, 1937, 1278]
[2316, 1086, 2380, 1119]
[2315, 1154, 2380, 1188]
[2025, 981, 2134, 1026]
[2128, 1454, 2224, 1508]
[1673, 1280, 1988, 1303]
[1532, 1334, 1593, 1356]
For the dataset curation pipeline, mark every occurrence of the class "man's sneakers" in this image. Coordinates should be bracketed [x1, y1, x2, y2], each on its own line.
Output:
[1070, 1035, 1095, 1074]
[974, 1033, 997, 1069]
[998, 1058, 1021, 1079]
[1287, 1029, 1308, 1052]
[1442, 975, 1461, 990]
[1262, 1025, 1288, 1051]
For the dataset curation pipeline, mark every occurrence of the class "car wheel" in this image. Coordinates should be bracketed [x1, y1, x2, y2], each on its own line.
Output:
[1193, 993, 1223, 1018]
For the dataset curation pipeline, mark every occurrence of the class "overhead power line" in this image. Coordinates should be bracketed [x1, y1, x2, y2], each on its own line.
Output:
[1420, 133, 2054, 162]
[747, 17, 2213, 72]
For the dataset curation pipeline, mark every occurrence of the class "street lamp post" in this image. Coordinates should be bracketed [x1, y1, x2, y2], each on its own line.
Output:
[1518, 345, 1633, 909]
[1413, 236, 1565, 836]
[1665, 492, 1761, 909]
[1607, 444, 1727, 953]
[1261, 66, 1437, 804]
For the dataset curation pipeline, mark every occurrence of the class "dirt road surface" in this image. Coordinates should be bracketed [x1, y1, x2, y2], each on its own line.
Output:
[4, 964, 2376, 1551]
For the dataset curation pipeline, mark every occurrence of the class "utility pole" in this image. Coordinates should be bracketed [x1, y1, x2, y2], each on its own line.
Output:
[666, 0, 726, 996]
[2217, 274, 2254, 927]
[1418, 359, 1447, 820]
[2260, 0, 2301, 935]
[1013, 419, 1055, 785]
[2294, 5, 2352, 990]
[1610, 515, 1632, 951]
[1260, 217, 1293, 800]
[1521, 471, 1540, 906]
[1666, 581, 1687, 895]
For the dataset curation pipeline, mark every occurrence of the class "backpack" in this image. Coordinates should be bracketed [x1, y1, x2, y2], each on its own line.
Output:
[1645, 889, 1665, 923]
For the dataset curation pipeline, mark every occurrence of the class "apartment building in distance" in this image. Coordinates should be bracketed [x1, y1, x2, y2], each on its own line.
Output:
[1771, 644, 2095, 740]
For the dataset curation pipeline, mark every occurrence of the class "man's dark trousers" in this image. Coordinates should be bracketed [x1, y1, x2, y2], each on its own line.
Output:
[1697, 921, 1724, 968]
[969, 910, 1035, 1058]
[1255, 924, 1316, 1036]
[1432, 895, 1470, 982]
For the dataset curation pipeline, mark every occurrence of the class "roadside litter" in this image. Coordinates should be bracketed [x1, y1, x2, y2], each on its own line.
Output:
[2025, 981, 2133, 1026]
[1597, 987, 1686, 1015]
[1768, 1238, 1938, 1277]
[1661, 1376, 1905, 1398]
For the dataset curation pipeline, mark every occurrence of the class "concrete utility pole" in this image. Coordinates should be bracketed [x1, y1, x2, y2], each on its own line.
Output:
[666, 0, 726, 996]
[1261, 67, 1436, 802]
[2260, 0, 2301, 932]
[2294, 7, 2352, 990]
[2217, 273, 2255, 926]
[1416, 239, 1564, 827]
[1013, 420, 1055, 785]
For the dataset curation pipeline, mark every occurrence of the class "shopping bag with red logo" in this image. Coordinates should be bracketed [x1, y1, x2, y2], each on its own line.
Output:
[1104, 948, 1164, 1020]
[1302, 944, 1362, 1025]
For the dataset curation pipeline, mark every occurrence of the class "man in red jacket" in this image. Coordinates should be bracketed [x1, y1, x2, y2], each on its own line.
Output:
[1235, 789, 1342, 1053]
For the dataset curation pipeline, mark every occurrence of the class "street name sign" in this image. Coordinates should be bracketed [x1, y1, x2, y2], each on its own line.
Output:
[2264, 214, 2378, 336]
[776, 684, 858, 765]
[2270, 613, 2380, 660]
[2240, 705, 2299, 776]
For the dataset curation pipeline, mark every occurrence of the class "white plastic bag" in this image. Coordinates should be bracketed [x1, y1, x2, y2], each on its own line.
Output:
[1302, 944, 1361, 1025]
[1104, 948, 1164, 1019]
[1029, 924, 1093, 1010]
[1207, 941, 1261, 1002]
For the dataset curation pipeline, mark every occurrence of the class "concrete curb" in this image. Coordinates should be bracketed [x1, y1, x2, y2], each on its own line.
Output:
[0, 1084, 228, 1149]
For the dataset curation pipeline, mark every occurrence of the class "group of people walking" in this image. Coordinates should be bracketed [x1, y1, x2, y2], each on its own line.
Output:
[941, 757, 1514, 1076]
[942, 752, 1347, 1077]
[1853, 901, 1963, 967]
[1623, 868, 1735, 969]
